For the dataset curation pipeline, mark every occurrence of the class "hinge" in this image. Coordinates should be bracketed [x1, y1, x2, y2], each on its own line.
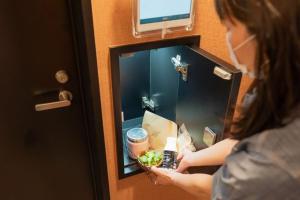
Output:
[142, 96, 157, 112]
[171, 55, 189, 82]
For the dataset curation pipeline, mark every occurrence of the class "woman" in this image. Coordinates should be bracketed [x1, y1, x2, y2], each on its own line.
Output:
[151, 0, 300, 199]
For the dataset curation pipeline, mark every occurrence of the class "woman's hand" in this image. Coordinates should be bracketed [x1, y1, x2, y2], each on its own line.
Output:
[176, 149, 195, 173]
[151, 166, 213, 198]
[150, 167, 178, 185]
[177, 139, 239, 171]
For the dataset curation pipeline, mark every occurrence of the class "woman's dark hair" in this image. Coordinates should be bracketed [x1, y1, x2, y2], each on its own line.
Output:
[215, 0, 300, 140]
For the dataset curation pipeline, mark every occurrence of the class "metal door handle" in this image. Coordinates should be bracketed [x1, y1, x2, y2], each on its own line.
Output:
[35, 90, 73, 111]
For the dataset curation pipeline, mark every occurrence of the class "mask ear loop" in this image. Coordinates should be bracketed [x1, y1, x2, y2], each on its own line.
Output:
[233, 34, 256, 51]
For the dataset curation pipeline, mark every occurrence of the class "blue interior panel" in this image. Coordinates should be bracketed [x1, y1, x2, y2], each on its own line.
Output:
[149, 47, 181, 121]
[119, 51, 150, 120]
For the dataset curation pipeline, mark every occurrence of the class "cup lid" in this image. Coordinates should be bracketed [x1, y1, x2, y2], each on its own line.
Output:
[127, 128, 148, 143]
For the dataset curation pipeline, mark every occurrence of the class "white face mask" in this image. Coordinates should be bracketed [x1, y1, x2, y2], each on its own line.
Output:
[226, 31, 256, 78]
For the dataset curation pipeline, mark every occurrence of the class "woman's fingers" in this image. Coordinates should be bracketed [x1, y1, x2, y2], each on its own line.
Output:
[150, 166, 159, 175]
[151, 166, 167, 176]
[177, 152, 184, 160]
[176, 149, 193, 172]
[150, 167, 175, 186]
[176, 163, 185, 172]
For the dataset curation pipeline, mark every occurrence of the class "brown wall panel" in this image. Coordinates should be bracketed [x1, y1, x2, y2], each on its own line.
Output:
[91, 0, 251, 199]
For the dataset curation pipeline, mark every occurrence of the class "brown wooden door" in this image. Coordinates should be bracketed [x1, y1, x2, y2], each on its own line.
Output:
[0, 0, 102, 199]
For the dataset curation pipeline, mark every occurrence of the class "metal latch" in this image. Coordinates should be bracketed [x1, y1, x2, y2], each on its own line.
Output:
[171, 55, 189, 82]
[142, 96, 157, 112]
[203, 127, 217, 147]
[213, 66, 232, 80]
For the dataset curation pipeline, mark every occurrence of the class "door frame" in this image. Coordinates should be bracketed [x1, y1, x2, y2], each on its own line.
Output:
[67, 0, 109, 199]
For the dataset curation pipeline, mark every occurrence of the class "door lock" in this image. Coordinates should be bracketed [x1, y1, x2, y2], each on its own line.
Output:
[35, 90, 73, 111]
[55, 70, 69, 84]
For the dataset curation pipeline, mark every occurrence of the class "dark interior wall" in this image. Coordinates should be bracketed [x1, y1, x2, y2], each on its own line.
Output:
[149, 46, 181, 122]
[120, 50, 150, 120]
[119, 46, 181, 122]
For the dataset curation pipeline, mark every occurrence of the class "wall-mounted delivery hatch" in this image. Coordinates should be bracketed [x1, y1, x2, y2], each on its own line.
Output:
[110, 35, 241, 179]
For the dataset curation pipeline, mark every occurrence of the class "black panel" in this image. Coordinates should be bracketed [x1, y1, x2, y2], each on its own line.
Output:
[150, 47, 180, 121]
[120, 51, 150, 120]
[175, 46, 241, 149]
